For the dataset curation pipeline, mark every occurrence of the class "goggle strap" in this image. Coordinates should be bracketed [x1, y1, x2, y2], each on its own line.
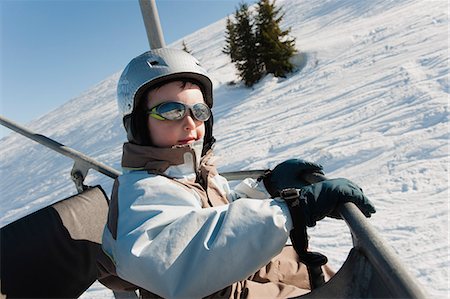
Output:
[149, 113, 166, 120]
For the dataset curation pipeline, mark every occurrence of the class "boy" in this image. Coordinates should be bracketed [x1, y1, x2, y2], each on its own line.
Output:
[98, 48, 375, 298]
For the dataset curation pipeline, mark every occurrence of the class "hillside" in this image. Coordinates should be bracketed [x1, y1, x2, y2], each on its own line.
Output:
[1, 0, 448, 297]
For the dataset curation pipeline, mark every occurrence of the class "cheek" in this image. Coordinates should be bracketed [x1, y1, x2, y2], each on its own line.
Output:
[147, 119, 177, 147]
[197, 123, 206, 139]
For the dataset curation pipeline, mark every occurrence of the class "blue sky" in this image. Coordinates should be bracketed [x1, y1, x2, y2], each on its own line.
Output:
[0, 0, 254, 138]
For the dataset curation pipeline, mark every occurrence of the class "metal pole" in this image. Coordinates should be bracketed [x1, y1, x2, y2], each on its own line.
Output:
[304, 173, 427, 299]
[139, 0, 166, 49]
[339, 203, 427, 298]
[0, 115, 121, 180]
[221, 169, 265, 181]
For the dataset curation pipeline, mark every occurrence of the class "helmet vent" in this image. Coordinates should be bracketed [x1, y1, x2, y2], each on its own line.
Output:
[146, 59, 160, 67]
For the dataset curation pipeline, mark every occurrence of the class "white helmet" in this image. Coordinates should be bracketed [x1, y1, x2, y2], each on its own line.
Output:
[117, 48, 215, 151]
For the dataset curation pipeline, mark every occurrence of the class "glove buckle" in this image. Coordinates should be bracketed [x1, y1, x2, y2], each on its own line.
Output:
[280, 188, 299, 199]
[280, 188, 302, 207]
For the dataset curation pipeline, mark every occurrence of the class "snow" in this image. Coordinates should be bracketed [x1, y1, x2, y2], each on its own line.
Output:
[1, 0, 448, 297]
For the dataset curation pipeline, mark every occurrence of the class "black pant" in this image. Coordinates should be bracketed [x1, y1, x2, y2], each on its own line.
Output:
[1, 186, 109, 298]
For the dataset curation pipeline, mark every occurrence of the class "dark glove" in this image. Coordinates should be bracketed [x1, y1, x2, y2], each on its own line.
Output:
[262, 159, 324, 197]
[283, 178, 376, 227]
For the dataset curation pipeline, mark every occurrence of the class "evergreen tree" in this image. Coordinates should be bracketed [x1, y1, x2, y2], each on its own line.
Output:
[235, 3, 263, 86]
[224, 3, 263, 87]
[255, 0, 296, 77]
[223, 17, 239, 62]
[182, 40, 192, 54]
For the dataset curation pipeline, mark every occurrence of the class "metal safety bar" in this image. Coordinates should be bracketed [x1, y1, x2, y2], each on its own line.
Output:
[139, 0, 166, 49]
[0, 115, 120, 192]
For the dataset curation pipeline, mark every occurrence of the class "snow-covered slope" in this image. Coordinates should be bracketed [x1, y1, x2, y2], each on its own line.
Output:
[1, 0, 448, 297]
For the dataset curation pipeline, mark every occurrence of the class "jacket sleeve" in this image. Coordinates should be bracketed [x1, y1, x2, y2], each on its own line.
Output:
[213, 174, 272, 202]
[233, 178, 272, 200]
[102, 172, 293, 299]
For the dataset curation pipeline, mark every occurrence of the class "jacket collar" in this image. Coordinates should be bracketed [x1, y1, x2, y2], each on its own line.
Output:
[122, 142, 228, 207]
[121, 141, 203, 178]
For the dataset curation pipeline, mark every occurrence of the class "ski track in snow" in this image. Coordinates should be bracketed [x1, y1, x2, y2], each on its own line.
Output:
[1, 0, 448, 297]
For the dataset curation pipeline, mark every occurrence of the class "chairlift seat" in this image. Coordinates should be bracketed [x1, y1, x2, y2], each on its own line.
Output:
[1, 186, 109, 298]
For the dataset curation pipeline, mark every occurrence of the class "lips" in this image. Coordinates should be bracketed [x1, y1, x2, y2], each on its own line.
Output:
[178, 137, 197, 144]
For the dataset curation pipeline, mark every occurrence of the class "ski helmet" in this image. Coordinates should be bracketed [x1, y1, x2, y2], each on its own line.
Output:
[117, 48, 215, 152]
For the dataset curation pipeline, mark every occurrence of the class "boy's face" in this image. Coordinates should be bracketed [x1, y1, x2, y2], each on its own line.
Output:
[145, 81, 206, 148]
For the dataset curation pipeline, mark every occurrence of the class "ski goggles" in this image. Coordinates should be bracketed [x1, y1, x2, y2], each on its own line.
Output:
[147, 101, 211, 122]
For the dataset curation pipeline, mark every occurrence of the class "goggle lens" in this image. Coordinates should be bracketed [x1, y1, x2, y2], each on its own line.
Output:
[148, 102, 211, 122]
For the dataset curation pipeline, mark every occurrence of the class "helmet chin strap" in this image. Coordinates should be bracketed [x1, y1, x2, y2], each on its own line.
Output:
[202, 116, 215, 156]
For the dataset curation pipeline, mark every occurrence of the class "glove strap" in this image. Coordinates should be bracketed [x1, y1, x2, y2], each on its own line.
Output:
[259, 169, 280, 198]
[280, 188, 328, 290]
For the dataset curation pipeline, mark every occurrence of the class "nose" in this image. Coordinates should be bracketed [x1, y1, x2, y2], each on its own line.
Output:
[183, 111, 197, 131]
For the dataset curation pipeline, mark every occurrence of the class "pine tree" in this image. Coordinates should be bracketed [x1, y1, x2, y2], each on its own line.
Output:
[223, 17, 239, 62]
[235, 3, 263, 86]
[255, 0, 296, 77]
[224, 3, 263, 87]
[182, 40, 192, 54]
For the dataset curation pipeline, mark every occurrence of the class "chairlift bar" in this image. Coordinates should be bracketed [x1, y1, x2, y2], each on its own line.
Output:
[139, 0, 166, 49]
[340, 203, 427, 298]
[220, 170, 266, 181]
[0, 115, 121, 180]
[301, 173, 425, 298]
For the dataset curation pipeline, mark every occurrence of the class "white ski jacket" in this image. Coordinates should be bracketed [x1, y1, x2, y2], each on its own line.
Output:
[101, 142, 294, 298]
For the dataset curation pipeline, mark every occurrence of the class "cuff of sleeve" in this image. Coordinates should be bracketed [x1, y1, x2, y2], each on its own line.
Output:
[234, 178, 272, 199]
[274, 199, 293, 232]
